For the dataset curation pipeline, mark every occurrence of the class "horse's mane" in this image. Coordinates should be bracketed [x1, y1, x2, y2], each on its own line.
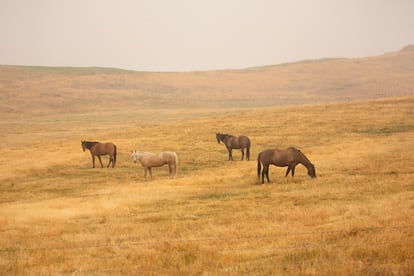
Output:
[297, 149, 312, 165]
[84, 141, 98, 149]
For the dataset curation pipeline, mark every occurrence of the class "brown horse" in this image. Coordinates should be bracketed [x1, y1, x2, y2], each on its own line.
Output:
[257, 147, 316, 184]
[131, 150, 178, 179]
[81, 140, 117, 168]
[216, 133, 251, 161]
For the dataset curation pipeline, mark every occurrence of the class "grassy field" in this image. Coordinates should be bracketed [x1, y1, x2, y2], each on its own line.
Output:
[0, 96, 413, 274]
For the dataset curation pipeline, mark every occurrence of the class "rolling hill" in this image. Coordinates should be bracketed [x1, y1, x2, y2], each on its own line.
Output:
[1, 45, 414, 119]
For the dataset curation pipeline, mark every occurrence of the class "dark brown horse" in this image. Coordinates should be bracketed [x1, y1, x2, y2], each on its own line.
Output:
[257, 147, 316, 184]
[81, 140, 117, 168]
[216, 133, 251, 161]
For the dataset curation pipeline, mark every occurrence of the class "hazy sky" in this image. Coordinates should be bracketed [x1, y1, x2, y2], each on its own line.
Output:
[1, 0, 414, 72]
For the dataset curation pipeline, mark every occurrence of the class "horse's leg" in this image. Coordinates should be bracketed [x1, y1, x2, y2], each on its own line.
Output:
[241, 148, 244, 161]
[107, 156, 112, 168]
[148, 167, 153, 179]
[247, 146, 250, 161]
[266, 165, 271, 183]
[262, 164, 270, 184]
[261, 169, 265, 184]
[169, 163, 176, 178]
[291, 165, 296, 178]
[285, 166, 291, 177]
[168, 164, 172, 177]
[228, 149, 233, 161]
[91, 154, 95, 168]
[97, 156, 103, 168]
[107, 154, 115, 168]
[143, 167, 148, 179]
[172, 164, 177, 178]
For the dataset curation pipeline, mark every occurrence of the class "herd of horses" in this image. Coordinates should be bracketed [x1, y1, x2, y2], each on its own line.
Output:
[81, 133, 316, 184]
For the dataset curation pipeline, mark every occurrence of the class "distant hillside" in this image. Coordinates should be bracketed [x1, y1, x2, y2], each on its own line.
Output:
[1, 45, 414, 118]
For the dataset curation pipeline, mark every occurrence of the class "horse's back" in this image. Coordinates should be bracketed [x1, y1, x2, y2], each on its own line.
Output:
[140, 152, 163, 166]
[275, 147, 302, 165]
[239, 135, 250, 146]
[140, 151, 176, 167]
[160, 151, 178, 163]
[259, 148, 293, 166]
[259, 149, 277, 160]
[228, 135, 250, 148]
[285, 147, 301, 158]
[95, 142, 116, 154]
[103, 142, 115, 148]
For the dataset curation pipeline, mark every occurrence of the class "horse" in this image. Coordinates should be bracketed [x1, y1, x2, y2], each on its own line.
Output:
[216, 133, 251, 161]
[257, 147, 316, 184]
[81, 140, 117, 168]
[131, 150, 178, 179]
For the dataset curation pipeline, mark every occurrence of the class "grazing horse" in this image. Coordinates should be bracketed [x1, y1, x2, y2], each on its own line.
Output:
[257, 147, 316, 184]
[131, 150, 178, 179]
[216, 133, 251, 161]
[81, 140, 117, 168]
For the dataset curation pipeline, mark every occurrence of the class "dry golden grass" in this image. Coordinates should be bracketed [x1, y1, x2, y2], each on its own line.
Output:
[1, 46, 414, 274]
[0, 96, 413, 274]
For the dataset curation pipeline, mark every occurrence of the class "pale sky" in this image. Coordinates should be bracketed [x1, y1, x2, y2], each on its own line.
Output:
[1, 0, 413, 72]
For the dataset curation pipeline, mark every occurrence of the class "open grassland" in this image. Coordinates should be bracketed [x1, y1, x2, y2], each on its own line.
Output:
[0, 97, 413, 274]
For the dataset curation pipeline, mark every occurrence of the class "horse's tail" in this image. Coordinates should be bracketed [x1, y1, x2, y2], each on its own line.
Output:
[246, 139, 251, 160]
[257, 152, 262, 179]
[113, 145, 117, 167]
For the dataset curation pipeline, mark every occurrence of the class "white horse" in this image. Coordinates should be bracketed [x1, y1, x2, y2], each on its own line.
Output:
[131, 150, 178, 179]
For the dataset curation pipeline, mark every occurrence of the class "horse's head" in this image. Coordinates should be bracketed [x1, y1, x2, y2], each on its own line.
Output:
[81, 140, 86, 152]
[308, 164, 316, 178]
[216, 133, 221, 144]
[131, 150, 138, 163]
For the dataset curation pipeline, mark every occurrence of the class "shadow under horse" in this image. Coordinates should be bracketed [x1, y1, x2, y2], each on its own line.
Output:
[257, 147, 316, 184]
[216, 133, 251, 161]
